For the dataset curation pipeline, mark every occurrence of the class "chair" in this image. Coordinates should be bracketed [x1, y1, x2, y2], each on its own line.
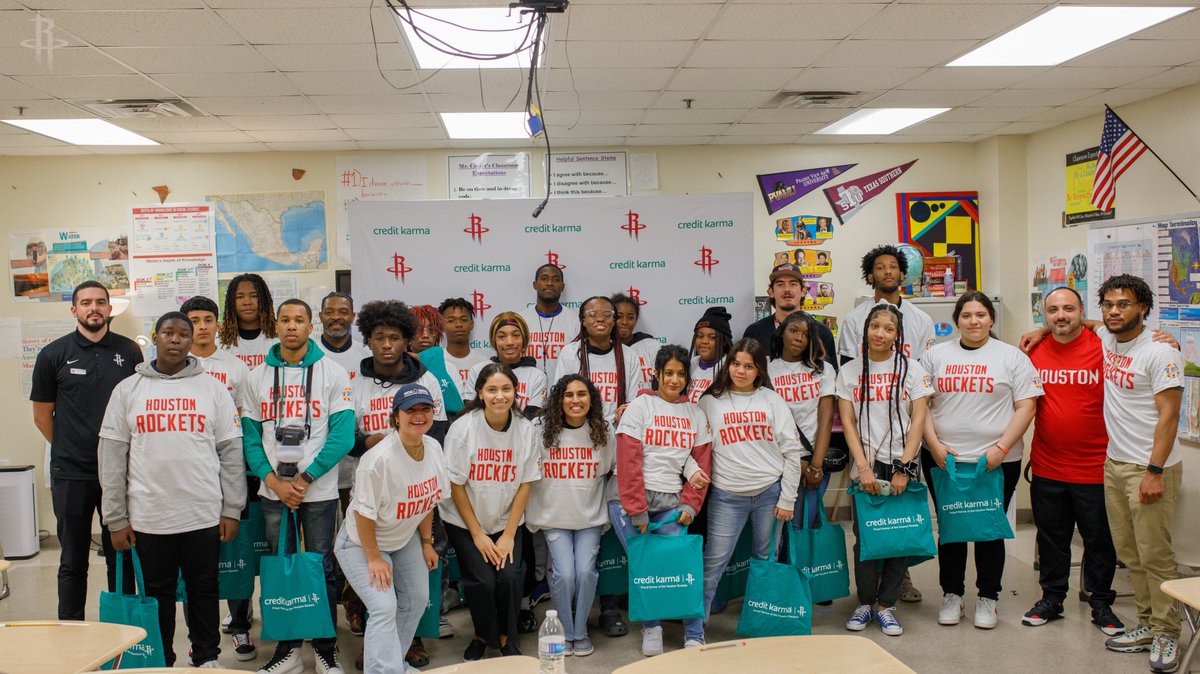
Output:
[1162, 577, 1200, 674]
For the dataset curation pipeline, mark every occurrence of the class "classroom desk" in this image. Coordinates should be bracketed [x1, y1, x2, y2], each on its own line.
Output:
[1161, 577, 1200, 674]
[612, 635, 917, 674]
[424, 655, 540, 674]
[0, 621, 146, 674]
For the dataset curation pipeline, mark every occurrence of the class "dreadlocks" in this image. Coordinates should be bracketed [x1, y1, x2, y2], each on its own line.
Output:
[411, 304, 446, 343]
[219, 273, 275, 347]
[856, 304, 908, 462]
[575, 296, 630, 408]
[540, 374, 610, 450]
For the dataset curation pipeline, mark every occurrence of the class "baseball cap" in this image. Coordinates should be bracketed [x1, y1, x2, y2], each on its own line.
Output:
[770, 262, 804, 283]
[392, 384, 435, 411]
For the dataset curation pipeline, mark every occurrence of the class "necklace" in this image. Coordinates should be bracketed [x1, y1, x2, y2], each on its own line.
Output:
[536, 309, 557, 378]
[728, 388, 757, 413]
[1113, 335, 1138, 357]
[402, 439, 425, 461]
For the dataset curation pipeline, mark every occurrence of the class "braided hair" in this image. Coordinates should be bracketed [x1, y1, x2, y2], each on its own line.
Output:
[856, 304, 908, 462]
[540, 374, 610, 450]
[219, 273, 275, 346]
[575, 296, 630, 408]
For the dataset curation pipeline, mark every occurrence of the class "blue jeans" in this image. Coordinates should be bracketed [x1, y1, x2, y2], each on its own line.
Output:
[261, 498, 339, 650]
[334, 528, 429, 674]
[607, 501, 704, 642]
[701, 482, 783, 626]
[543, 526, 603, 641]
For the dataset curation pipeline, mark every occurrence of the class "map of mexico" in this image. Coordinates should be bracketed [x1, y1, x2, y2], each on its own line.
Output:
[209, 191, 327, 271]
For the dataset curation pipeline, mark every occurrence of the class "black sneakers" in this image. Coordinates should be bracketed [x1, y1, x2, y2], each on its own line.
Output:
[1021, 598, 1064, 626]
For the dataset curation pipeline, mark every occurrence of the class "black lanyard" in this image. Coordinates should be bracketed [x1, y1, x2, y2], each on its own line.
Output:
[272, 364, 315, 439]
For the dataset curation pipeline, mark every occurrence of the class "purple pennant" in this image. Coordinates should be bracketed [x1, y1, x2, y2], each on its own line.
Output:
[756, 164, 856, 215]
[823, 160, 918, 224]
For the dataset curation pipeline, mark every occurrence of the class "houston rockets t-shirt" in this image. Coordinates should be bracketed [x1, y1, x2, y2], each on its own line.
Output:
[1097, 326, 1184, 466]
[686, 355, 723, 404]
[768, 358, 836, 445]
[220, 331, 278, 370]
[195, 348, 250, 409]
[439, 409, 541, 535]
[526, 420, 615, 532]
[350, 368, 447, 489]
[444, 348, 490, 400]
[553, 345, 641, 422]
[616, 393, 711, 494]
[698, 387, 805, 510]
[346, 433, 448, 551]
[1028, 329, 1108, 483]
[838, 298, 936, 361]
[520, 306, 580, 382]
[835, 355, 934, 464]
[464, 361, 548, 412]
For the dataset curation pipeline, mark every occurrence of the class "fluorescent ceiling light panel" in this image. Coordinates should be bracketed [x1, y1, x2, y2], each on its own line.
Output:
[393, 6, 545, 70]
[815, 108, 950, 135]
[1, 118, 159, 145]
[441, 112, 530, 139]
[949, 6, 1193, 67]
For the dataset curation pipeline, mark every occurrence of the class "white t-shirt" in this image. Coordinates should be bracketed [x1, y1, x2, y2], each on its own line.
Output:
[444, 347, 491, 400]
[1097, 327, 1185, 466]
[320, 338, 371, 382]
[348, 367, 447, 489]
[616, 393, 711, 494]
[464, 361, 548, 413]
[520, 305, 581, 382]
[685, 355, 723, 404]
[526, 420, 615, 532]
[698, 387, 805, 510]
[439, 409, 541, 534]
[768, 358, 836, 447]
[553, 345, 641, 423]
[838, 298, 936, 361]
[220, 331, 279, 370]
[921, 338, 1043, 463]
[628, 338, 662, 391]
[835, 355, 935, 464]
[194, 348, 250, 410]
[346, 432, 449, 551]
[243, 356, 354, 502]
[100, 371, 242, 534]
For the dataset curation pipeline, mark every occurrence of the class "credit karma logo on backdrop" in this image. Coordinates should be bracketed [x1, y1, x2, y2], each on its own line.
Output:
[388, 253, 412, 283]
[546, 250, 566, 269]
[464, 213, 489, 243]
[694, 246, 719, 275]
[621, 210, 646, 240]
[471, 290, 492, 320]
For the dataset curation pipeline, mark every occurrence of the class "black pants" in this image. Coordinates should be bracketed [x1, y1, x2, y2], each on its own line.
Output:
[51, 476, 133, 620]
[1030, 474, 1117, 607]
[444, 522, 525, 649]
[137, 526, 221, 666]
[852, 461, 908, 607]
[227, 474, 260, 634]
[922, 451, 1020, 600]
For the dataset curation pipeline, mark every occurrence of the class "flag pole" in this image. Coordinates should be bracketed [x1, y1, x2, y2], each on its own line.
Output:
[1106, 104, 1200, 205]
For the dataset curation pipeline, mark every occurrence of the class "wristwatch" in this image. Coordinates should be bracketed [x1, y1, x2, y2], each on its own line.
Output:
[1147, 463, 1164, 475]
[298, 471, 316, 485]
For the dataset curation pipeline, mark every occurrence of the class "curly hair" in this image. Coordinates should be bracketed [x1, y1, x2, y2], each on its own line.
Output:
[411, 304, 446, 343]
[1097, 273, 1154, 318]
[540, 374, 609, 450]
[355, 300, 419, 345]
[438, 297, 474, 317]
[220, 273, 276, 346]
[859, 244, 909, 286]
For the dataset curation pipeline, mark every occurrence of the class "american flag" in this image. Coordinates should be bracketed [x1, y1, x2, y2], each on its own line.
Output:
[1090, 106, 1147, 212]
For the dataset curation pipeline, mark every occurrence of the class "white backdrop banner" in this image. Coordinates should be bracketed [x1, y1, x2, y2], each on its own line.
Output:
[349, 193, 754, 347]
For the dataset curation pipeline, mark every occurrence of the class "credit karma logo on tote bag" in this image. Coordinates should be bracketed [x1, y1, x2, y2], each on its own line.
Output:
[630, 571, 698, 590]
[262, 592, 322, 611]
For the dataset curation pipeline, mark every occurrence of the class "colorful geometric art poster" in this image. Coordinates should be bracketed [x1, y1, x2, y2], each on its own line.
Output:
[774, 215, 833, 245]
[896, 191, 981, 292]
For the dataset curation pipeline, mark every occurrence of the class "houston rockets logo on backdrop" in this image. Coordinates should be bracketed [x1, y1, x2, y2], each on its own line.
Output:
[465, 213, 489, 243]
[388, 253, 412, 283]
[694, 246, 719, 275]
[626, 286, 647, 306]
[471, 290, 492, 320]
[621, 210, 646, 240]
[546, 250, 566, 269]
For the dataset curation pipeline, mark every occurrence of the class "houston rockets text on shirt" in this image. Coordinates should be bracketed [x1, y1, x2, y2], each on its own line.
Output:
[1103, 349, 1135, 389]
[260, 384, 323, 420]
[470, 447, 519, 482]
[936, 363, 996, 394]
[589, 370, 622, 403]
[644, 414, 699, 448]
[1037, 368, 1100, 386]
[526, 331, 568, 361]
[542, 445, 600, 479]
[236, 353, 266, 369]
[396, 475, 442, 519]
[718, 409, 774, 444]
[772, 370, 823, 402]
[358, 394, 394, 432]
[136, 397, 207, 433]
[847, 372, 913, 403]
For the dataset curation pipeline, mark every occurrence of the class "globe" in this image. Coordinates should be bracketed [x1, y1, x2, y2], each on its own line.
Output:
[896, 243, 924, 286]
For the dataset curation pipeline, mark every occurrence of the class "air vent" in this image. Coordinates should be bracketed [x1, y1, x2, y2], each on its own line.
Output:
[68, 99, 206, 118]
[765, 91, 867, 109]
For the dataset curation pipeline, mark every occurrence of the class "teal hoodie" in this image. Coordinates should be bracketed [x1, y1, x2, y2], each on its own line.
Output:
[242, 338, 356, 483]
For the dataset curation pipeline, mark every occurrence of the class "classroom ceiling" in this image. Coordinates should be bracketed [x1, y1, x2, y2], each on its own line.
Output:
[1, 0, 1199, 155]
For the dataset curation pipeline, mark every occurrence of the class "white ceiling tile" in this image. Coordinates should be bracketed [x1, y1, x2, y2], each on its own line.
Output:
[0, 145, 90, 155]
[552, 124, 635, 137]
[565, 4, 721, 41]
[327, 113, 439, 128]
[1070, 39, 1200, 68]
[0, 46, 134, 76]
[864, 89, 990, 107]
[899, 67, 1047, 90]
[0, 75, 56, 99]
[247, 128, 350, 143]
[0, 11, 85, 46]
[630, 124, 729, 137]
[153, 72, 301, 97]
[640, 108, 747, 124]
[265, 140, 361, 151]
[308, 94, 429, 114]
[423, 93, 532, 113]
[0, 98, 91, 117]
[798, 135, 887, 145]
[667, 68, 798, 92]
[343, 127, 445, 141]
[739, 108, 845, 124]
[722, 122, 822, 135]
[1118, 65, 1200, 90]
[0, 131, 70, 146]
[140, 130, 255, 143]
[215, 8, 376, 44]
[813, 40, 978, 69]
[554, 139, 628, 149]
[993, 120, 1060, 135]
[41, 10, 244, 46]
[968, 88, 1104, 107]
[171, 142, 269, 153]
[624, 137, 713, 146]
[256, 43, 413, 72]
[102, 46, 275, 74]
[546, 40, 693, 69]
[1016, 67, 1169, 90]
[420, 69, 526, 95]
[286, 70, 418, 96]
[543, 68, 676, 92]
[24, 1, 206, 9]
[896, 121, 1006, 136]
[205, 0, 371, 7]
[877, 134, 972, 144]
[849, 3, 1041, 40]
[651, 90, 772, 109]
[188, 95, 321, 115]
[542, 91, 659, 111]
[447, 139, 538, 150]
[356, 140, 447, 150]
[14, 74, 175, 98]
[784, 68, 924, 91]
[1070, 88, 1172, 108]
[707, 4, 885, 40]
[1022, 106, 1092, 123]
[937, 106, 1046, 122]
[710, 136, 797, 145]
[1129, 8, 1200, 40]
[115, 116, 234, 132]
[687, 40, 838, 69]
[556, 109, 646, 125]
[221, 115, 336, 130]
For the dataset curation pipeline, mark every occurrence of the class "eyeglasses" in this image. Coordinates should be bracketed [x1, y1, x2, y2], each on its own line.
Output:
[1100, 301, 1138, 311]
[584, 310, 615, 319]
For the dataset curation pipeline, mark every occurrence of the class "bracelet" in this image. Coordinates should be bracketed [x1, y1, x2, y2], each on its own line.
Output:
[421, 537, 434, 545]
[806, 464, 823, 474]
[362, 547, 379, 553]
[996, 442, 1010, 455]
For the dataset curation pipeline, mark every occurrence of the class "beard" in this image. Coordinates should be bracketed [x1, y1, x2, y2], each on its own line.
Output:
[77, 314, 107, 333]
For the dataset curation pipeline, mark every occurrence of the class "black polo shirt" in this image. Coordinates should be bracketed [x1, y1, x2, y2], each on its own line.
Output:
[30, 328, 143, 481]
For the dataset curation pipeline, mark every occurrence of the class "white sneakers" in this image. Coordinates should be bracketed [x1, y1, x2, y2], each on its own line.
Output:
[641, 626, 664, 657]
[938, 593, 965, 625]
[974, 597, 998, 629]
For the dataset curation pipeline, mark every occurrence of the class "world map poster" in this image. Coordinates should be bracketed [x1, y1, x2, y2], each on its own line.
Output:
[208, 191, 327, 272]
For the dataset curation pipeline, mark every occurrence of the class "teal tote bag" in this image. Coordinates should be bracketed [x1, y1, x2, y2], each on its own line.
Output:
[259, 510, 336, 641]
[736, 526, 813, 637]
[788, 493, 850, 603]
[596, 527, 629, 596]
[99, 548, 167, 669]
[626, 511, 705, 621]
[414, 562, 443, 639]
[218, 505, 261, 599]
[850, 480, 937, 562]
[930, 454, 1014, 545]
[714, 523, 753, 603]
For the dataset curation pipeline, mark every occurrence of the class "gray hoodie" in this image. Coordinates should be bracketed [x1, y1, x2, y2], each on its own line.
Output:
[99, 357, 246, 533]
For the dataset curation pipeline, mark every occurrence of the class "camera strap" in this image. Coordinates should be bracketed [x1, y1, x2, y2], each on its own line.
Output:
[272, 363, 315, 438]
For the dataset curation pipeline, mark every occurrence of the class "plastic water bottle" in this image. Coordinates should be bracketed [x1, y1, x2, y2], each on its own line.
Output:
[943, 267, 955, 297]
[538, 609, 566, 674]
